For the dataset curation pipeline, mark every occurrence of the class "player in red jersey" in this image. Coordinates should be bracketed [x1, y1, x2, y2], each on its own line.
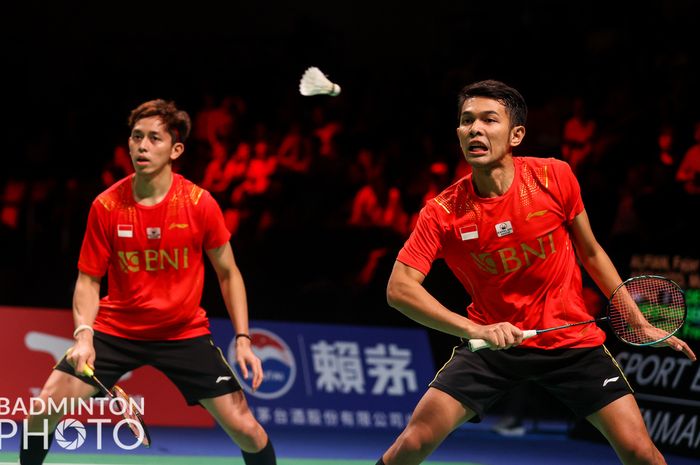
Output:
[376, 80, 695, 465]
[22, 100, 276, 465]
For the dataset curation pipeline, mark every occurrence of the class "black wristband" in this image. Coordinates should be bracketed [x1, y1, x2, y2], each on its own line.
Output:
[235, 333, 252, 341]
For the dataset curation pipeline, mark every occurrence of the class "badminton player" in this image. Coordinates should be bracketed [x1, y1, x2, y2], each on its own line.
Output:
[21, 100, 276, 465]
[376, 80, 695, 465]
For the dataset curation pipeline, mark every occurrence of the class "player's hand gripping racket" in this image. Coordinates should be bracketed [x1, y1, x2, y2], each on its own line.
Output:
[81, 365, 151, 448]
[468, 275, 687, 352]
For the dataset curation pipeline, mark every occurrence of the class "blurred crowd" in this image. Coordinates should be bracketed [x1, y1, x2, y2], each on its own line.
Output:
[1, 89, 699, 326]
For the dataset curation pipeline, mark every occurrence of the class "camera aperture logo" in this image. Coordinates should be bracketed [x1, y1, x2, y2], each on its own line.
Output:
[0, 396, 146, 451]
[55, 419, 86, 450]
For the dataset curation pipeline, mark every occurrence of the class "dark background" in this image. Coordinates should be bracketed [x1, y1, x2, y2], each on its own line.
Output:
[3, 0, 699, 174]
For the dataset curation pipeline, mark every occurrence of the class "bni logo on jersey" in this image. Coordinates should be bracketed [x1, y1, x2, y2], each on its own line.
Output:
[228, 328, 296, 400]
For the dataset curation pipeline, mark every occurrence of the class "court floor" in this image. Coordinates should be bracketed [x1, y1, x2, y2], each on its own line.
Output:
[1, 418, 697, 465]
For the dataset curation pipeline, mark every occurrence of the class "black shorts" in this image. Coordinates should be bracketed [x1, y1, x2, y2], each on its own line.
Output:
[430, 343, 632, 422]
[55, 331, 241, 405]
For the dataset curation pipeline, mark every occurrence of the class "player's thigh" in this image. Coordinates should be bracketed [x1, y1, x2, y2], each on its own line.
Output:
[28, 370, 98, 429]
[403, 387, 475, 443]
[586, 394, 657, 453]
[37, 369, 99, 404]
[200, 391, 261, 437]
[539, 346, 632, 419]
[54, 331, 143, 389]
[200, 390, 251, 421]
[150, 336, 241, 406]
[430, 344, 515, 422]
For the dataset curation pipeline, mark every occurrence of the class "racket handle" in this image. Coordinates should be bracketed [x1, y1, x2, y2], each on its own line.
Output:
[467, 338, 491, 352]
[81, 364, 95, 377]
[468, 330, 538, 352]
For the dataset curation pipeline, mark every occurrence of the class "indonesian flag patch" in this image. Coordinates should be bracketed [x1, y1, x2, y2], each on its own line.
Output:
[459, 224, 479, 241]
[117, 224, 133, 238]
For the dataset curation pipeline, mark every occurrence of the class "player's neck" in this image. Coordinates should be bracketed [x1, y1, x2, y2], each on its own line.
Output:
[132, 168, 174, 206]
[471, 158, 515, 198]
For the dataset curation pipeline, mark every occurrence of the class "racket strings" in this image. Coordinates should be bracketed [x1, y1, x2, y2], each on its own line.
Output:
[609, 277, 686, 345]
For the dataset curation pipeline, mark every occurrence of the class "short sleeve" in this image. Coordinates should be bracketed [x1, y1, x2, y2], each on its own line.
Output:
[77, 201, 112, 277]
[396, 202, 445, 275]
[552, 160, 584, 222]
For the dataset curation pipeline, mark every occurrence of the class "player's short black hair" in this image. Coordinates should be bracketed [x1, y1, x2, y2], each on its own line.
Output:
[457, 80, 527, 128]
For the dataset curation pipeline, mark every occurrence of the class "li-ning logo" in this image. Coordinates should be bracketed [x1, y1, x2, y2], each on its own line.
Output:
[526, 210, 548, 221]
[603, 377, 619, 387]
[24, 332, 133, 384]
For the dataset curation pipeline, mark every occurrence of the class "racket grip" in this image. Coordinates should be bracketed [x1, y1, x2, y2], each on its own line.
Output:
[467, 338, 491, 352]
[81, 365, 95, 377]
[467, 330, 538, 352]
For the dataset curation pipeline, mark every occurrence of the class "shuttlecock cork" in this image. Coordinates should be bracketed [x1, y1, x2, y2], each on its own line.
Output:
[299, 66, 341, 96]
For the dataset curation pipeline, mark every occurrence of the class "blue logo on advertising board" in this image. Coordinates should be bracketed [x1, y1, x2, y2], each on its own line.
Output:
[210, 319, 435, 430]
[228, 328, 296, 399]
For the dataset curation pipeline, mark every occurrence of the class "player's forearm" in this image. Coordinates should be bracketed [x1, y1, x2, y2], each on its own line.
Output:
[387, 278, 475, 338]
[570, 210, 624, 299]
[72, 273, 101, 339]
[219, 268, 251, 335]
[577, 243, 623, 299]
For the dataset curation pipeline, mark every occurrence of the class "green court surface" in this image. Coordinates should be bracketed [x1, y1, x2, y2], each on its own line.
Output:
[0, 452, 479, 465]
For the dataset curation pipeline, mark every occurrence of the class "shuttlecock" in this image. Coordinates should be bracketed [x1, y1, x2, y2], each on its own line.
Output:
[299, 66, 341, 96]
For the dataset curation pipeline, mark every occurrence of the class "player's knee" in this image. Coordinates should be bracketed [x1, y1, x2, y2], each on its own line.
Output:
[397, 424, 438, 456]
[25, 398, 63, 431]
[238, 416, 262, 438]
[618, 440, 664, 465]
[225, 414, 265, 446]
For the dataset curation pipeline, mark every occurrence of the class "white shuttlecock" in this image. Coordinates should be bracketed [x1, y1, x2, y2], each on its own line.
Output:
[299, 66, 341, 97]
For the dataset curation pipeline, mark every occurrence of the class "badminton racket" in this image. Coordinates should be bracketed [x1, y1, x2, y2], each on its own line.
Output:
[468, 275, 687, 352]
[81, 365, 151, 448]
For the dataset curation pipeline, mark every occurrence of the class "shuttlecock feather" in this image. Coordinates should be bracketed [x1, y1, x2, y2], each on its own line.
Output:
[299, 66, 341, 96]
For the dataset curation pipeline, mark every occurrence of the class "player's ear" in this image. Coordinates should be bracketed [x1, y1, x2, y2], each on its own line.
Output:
[170, 142, 185, 161]
[510, 126, 526, 147]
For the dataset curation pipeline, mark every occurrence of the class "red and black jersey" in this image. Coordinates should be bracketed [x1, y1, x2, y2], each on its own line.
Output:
[398, 157, 605, 349]
[78, 174, 231, 340]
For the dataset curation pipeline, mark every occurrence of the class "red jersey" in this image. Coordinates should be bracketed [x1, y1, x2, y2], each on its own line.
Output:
[397, 157, 605, 349]
[78, 174, 231, 340]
